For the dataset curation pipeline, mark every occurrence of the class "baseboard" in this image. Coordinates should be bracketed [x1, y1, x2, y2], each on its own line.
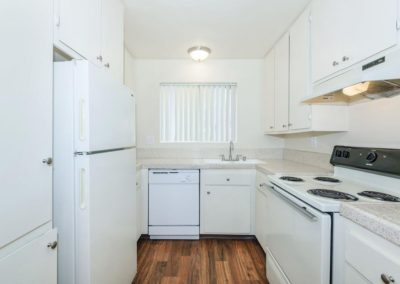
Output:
[139, 234, 257, 241]
[200, 234, 256, 240]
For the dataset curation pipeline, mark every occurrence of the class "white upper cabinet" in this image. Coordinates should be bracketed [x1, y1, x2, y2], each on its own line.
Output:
[55, 0, 124, 83]
[0, 0, 53, 248]
[274, 33, 290, 132]
[264, 6, 349, 135]
[311, 0, 398, 82]
[57, 0, 102, 63]
[289, 7, 312, 130]
[265, 50, 276, 132]
[101, 0, 124, 82]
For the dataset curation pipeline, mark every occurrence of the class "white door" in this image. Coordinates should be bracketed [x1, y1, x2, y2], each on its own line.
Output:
[0, 0, 52, 248]
[101, 0, 124, 83]
[311, 0, 345, 82]
[274, 33, 290, 132]
[265, 49, 276, 132]
[57, 0, 101, 63]
[0, 229, 57, 284]
[289, 7, 311, 130]
[73, 61, 135, 152]
[202, 186, 251, 234]
[343, 0, 397, 68]
[75, 148, 136, 284]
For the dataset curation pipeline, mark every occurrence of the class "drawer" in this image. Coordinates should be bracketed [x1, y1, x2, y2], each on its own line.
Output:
[344, 219, 400, 283]
[202, 170, 254, 186]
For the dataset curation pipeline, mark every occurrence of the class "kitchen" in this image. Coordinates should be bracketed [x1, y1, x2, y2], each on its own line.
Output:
[1, 0, 400, 284]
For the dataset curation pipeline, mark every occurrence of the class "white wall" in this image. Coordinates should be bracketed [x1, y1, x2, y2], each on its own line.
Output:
[284, 95, 400, 153]
[126, 59, 283, 150]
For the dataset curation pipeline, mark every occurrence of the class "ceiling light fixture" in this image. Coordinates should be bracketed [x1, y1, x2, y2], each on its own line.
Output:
[188, 46, 211, 62]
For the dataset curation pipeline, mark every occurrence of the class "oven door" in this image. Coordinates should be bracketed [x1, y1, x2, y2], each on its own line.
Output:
[265, 182, 331, 284]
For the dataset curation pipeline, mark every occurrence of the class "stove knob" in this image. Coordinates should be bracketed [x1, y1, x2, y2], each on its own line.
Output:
[366, 152, 378, 163]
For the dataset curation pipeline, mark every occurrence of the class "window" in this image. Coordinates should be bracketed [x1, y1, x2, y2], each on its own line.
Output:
[160, 83, 237, 143]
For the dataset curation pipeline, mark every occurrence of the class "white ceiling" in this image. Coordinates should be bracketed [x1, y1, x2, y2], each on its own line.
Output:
[123, 0, 310, 59]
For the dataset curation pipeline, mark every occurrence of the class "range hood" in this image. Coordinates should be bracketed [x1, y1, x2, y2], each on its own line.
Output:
[305, 48, 400, 104]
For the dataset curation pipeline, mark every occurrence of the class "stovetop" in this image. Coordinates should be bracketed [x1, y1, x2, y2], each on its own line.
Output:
[269, 173, 400, 213]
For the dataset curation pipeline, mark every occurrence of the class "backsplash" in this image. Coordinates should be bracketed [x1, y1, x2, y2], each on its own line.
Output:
[137, 147, 283, 160]
[283, 149, 333, 171]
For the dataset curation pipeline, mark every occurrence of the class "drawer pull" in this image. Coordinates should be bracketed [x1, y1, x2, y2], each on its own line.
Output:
[381, 274, 395, 284]
[207, 191, 211, 195]
[226, 178, 230, 181]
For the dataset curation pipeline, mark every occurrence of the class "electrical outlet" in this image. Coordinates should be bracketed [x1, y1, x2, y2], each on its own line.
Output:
[311, 137, 318, 148]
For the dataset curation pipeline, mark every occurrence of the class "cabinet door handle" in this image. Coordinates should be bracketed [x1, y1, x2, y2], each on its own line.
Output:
[381, 274, 395, 284]
[282, 124, 287, 128]
[97, 55, 103, 62]
[47, 241, 58, 250]
[207, 191, 211, 195]
[226, 178, 230, 181]
[269, 126, 274, 129]
[42, 157, 53, 166]
[104, 63, 110, 68]
[342, 56, 349, 62]
[332, 61, 339, 66]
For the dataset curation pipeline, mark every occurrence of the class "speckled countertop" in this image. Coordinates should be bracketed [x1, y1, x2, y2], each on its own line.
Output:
[136, 158, 331, 175]
[341, 203, 400, 246]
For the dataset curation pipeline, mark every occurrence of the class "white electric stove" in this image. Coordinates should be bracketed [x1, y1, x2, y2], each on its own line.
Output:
[264, 146, 400, 284]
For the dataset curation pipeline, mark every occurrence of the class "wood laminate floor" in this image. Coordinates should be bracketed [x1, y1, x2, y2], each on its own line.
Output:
[133, 239, 269, 284]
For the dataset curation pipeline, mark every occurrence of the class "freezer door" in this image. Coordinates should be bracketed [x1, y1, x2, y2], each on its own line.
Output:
[73, 60, 135, 152]
[74, 148, 136, 284]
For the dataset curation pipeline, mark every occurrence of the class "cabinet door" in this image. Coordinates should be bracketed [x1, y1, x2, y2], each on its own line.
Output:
[101, 0, 124, 83]
[265, 49, 276, 132]
[58, 0, 101, 63]
[0, 0, 52, 247]
[289, 8, 311, 130]
[274, 33, 290, 132]
[311, 0, 345, 82]
[0, 229, 57, 284]
[343, 0, 397, 68]
[202, 186, 251, 234]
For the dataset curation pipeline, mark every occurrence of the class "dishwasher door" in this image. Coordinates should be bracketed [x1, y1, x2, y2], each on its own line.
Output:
[148, 170, 200, 239]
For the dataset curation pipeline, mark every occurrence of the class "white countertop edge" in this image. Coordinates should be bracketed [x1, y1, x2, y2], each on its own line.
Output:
[340, 203, 400, 247]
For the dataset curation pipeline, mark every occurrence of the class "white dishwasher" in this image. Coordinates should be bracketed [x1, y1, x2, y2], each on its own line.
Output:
[148, 170, 200, 239]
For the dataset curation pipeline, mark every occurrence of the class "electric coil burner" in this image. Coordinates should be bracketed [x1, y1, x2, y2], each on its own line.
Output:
[314, 177, 341, 183]
[358, 191, 400, 202]
[279, 176, 304, 182]
[308, 189, 359, 201]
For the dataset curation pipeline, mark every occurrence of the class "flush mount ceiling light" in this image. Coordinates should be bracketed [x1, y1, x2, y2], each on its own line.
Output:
[188, 46, 211, 62]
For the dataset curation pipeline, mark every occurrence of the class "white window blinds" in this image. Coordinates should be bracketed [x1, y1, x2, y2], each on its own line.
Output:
[160, 83, 237, 143]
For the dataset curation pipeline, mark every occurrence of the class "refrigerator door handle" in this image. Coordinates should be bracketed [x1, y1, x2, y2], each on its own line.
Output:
[79, 99, 85, 141]
[79, 168, 86, 209]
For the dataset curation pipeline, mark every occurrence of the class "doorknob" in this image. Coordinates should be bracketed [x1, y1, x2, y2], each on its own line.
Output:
[42, 157, 53, 166]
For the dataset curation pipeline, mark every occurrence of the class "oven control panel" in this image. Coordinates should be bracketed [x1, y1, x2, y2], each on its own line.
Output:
[330, 145, 400, 176]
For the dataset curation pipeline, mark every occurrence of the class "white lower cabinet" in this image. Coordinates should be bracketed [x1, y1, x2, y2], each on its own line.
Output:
[0, 229, 57, 284]
[343, 219, 400, 284]
[201, 170, 254, 235]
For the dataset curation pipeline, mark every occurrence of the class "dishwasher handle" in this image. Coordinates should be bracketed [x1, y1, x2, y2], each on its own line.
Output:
[270, 184, 318, 222]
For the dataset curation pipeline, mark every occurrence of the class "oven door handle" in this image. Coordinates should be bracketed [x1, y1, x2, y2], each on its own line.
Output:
[270, 184, 318, 222]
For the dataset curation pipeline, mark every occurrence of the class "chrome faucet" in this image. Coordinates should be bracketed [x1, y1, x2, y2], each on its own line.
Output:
[220, 141, 246, 161]
[228, 141, 234, 161]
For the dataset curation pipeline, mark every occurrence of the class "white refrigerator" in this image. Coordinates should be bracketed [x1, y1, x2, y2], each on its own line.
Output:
[53, 60, 137, 284]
